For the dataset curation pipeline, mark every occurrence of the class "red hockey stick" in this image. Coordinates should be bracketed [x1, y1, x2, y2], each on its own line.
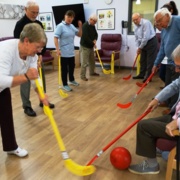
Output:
[123, 54, 139, 80]
[117, 72, 155, 109]
[86, 108, 152, 166]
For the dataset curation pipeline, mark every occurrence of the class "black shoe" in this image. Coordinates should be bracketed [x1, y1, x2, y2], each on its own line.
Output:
[24, 107, 36, 117]
[39, 102, 55, 109]
[132, 76, 144, 79]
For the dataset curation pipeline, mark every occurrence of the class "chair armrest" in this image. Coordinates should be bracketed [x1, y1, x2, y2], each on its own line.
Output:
[172, 130, 180, 136]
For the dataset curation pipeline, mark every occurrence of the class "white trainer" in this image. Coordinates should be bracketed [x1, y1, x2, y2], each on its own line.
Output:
[7, 147, 28, 157]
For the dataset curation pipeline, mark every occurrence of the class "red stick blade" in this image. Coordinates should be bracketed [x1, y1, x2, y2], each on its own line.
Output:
[117, 102, 132, 109]
[123, 74, 131, 80]
[136, 82, 144, 87]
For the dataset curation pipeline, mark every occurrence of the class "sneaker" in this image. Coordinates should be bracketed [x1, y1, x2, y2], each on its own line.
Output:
[7, 147, 28, 157]
[62, 85, 72, 92]
[39, 102, 55, 109]
[81, 77, 88, 81]
[69, 80, 79, 86]
[128, 160, 160, 175]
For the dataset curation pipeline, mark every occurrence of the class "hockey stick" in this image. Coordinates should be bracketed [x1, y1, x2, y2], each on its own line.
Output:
[35, 79, 95, 176]
[123, 54, 139, 80]
[86, 108, 152, 165]
[117, 72, 155, 109]
[95, 49, 111, 74]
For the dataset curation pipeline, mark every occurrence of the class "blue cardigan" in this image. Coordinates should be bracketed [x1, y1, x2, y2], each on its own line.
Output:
[154, 16, 180, 66]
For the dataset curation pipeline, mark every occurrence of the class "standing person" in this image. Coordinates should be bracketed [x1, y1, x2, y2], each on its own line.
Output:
[128, 44, 180, 175]
[132, 13, 158, 83]
[54, 10, 82, 92]
[80, 14, 99, 81]
[0, 23, 49, 157]
[158, 1, 179, 89]
[14, 0, 54, 117]
[153, 8, 180, 115]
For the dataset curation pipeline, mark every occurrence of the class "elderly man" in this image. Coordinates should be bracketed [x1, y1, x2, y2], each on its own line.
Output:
[14, 0, 54, 117]
[80, 14, 99, 81]
[132, 13, 157, 83]
[128, 44, 180, 175]
[152, 8, 180, 115]
[0, 23, 49, 157]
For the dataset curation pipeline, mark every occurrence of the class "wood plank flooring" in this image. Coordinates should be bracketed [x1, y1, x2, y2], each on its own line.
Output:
[0, 65, 176, 180]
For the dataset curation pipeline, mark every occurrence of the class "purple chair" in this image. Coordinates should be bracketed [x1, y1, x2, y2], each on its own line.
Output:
[42, 50, 54, 70]
[95, 34, 122, 74]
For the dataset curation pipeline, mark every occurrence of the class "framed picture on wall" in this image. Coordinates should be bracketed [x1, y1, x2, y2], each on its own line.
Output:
[38, 12, 54, 32]
[97, 8, 115, 30]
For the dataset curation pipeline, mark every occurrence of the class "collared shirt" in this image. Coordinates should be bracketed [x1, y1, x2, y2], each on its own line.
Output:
[134, 18, 155, 49]
[0, 39, 38, 92]
[54, 21, 78, 57]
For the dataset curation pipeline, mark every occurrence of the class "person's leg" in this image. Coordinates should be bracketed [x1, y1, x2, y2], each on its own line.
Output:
[136, 115, 174, 158]
[0, 88, 18, 151]
[68, 56, 75, 82]
[61, 57, 68, 86]
[129, 115, 174, 174]
[20, 81, 31, 109]
[80, 45, 89, 80]
[89, 48, 96, 75]
[137, 50, 146, 78]
[144, 37, 157, 79]
[159, 64, 166, 83]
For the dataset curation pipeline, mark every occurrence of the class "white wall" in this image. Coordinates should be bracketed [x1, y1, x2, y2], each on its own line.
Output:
[0, 0, 180, 67]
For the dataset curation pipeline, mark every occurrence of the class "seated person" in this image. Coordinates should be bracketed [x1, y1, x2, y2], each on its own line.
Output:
[128, 44, 180, 174]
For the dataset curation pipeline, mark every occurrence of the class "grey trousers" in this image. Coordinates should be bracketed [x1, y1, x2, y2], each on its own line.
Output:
[139, 36, 158, 79]
[80, 45, 95, 78]
[20, 62, 46, 109]
[136, 115, 175, 158]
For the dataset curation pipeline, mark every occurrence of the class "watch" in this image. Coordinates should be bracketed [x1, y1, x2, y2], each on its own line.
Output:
[104, 0, 113, 5]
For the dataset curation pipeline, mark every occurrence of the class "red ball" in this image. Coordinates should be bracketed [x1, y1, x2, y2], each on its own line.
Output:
[110, 147, 131, 170]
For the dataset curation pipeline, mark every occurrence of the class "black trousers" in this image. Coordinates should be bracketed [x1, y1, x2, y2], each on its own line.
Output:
[139, 36, 158, 79]
[0, 88, 18, 151]
[61, 57, 75, 86]
[136, 115, 175, 158]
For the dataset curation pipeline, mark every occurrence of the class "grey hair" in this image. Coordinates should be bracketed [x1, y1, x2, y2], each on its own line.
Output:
[154, 8, 171, 18]
[89, 14, 97, 21]
[20, 23, 47, 45]
[26, 0, 39, 8]
[172, 44, 180, 61]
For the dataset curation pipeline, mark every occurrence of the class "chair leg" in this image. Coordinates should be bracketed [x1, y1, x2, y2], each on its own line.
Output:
[166, 147, 176, 180]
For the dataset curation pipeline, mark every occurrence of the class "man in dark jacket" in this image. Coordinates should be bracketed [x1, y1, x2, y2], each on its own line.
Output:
[14, 0, 54, 117]
[80, 14, 99, 81]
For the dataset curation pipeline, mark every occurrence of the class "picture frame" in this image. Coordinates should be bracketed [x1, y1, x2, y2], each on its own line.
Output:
[38, 12, 54, 32]
[97, 8, 115, 30]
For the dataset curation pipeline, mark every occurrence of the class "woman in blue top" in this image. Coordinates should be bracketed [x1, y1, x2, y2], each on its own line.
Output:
[54, 10, 82, 92]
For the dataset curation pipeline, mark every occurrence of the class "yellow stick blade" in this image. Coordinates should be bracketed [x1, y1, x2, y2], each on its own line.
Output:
[103, 69, 111, 74]
[65, 159, 96, 176]
[59, 89, 68, 98]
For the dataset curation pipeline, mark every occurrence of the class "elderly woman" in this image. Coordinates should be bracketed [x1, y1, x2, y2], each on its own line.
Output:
[0, 23, 49, 157]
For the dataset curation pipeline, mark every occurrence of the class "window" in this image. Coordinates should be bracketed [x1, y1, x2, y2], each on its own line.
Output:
[128, 0, 158, 34]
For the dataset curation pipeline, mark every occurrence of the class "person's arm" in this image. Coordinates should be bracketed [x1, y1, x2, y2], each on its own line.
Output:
[76, 20, 82, 37]
[14, 22, 23, 38]
[54, 37, 60, 56]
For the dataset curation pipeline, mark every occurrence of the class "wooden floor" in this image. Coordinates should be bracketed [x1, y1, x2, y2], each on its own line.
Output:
[0, 65, 176, 180]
